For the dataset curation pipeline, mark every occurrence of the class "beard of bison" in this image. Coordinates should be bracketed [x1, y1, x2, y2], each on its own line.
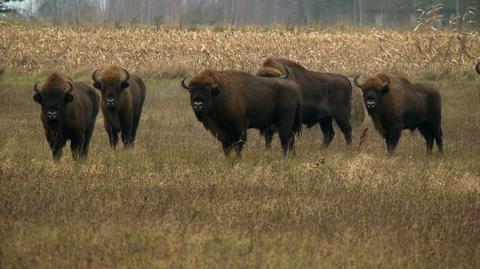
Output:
[181, 76, 219, 121]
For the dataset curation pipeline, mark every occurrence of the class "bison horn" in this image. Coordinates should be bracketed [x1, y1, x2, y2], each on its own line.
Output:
[34, 81, 41, 93]
[66, 80, 74, 94]
[354, 75, 363, 89]
[279, 68, 290, 79]
[476, 62, 480, 75]
[181, 77, 189, 90]
[92, 68, 100, 82]
[122, 68, 130, 82]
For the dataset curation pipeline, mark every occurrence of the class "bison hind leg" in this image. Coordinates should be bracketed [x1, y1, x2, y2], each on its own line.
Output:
[275, 123, 295, 157]
[435, 127, 443, 154]
[82, 123, 95, 158]
[334, 116, 352, 146]
[418, 124, 435, 155]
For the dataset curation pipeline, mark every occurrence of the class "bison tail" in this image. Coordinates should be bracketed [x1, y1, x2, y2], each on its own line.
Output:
[293, 102, 302, 137]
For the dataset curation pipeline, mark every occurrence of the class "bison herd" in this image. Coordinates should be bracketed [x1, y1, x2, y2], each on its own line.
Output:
[32, 60, 480, 160]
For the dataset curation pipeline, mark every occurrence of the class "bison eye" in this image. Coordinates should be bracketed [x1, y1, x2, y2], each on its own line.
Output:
[93, 82, 101, 90]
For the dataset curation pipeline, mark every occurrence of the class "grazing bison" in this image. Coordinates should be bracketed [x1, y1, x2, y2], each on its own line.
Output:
[92, 65, 146, 149]
[256, 57, 352, 148]
[354, 74, 443, 154]
[476, 62, 480, 74]
[181, 69, 302, 158]
[33, 73, 99, 160]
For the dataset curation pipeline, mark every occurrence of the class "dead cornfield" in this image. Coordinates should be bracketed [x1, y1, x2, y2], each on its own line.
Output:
[1, 20, 479, 79]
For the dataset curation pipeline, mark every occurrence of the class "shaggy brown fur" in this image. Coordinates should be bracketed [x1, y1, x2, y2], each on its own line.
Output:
[182, 69, 302, 158]
[92, 65, 146, 150]
[256, 57, 352, 148]
[354, 73, 443, 154]
[33, 72, 99, 160]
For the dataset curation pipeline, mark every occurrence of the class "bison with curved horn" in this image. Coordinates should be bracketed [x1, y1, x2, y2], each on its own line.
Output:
[33, 73, 99, 160]
[92, 65, 146, 149]
[181, 69, 302, 158]
[255, 57, 353, 149]
[354, 74, 443, 154]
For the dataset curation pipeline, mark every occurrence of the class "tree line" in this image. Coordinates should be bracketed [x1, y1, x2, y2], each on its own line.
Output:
[3, 0, 479, 28]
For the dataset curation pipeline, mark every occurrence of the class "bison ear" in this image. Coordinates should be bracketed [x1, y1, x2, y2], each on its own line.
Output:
[211, 85, 220, 96]
[93, 81, 101, 90]
[381, 84, 390, 95]
[121, 82, 129, 89]
[33, 93, 42, 104]
[65, 93, 74, 104]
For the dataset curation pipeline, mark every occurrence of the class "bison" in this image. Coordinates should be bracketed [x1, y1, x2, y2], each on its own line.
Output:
[92, 65, 146, 149]
[33, 73, 99, 160]
[255, 57, 352, 148]
[354, 73, 443, 154]
[181, 69, 302, 158]
[476, 62, 480, 74]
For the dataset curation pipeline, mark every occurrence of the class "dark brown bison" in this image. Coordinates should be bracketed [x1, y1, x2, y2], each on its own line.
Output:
[92, 65, 146, 149]
[181, 69, 302, 158]
[476, 62, 480, 74]
[354, 74, 443, 154]
[33, 73, 99, 160]
[256, 57, 352, 148]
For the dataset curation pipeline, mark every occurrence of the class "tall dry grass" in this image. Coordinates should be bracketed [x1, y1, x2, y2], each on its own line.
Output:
[0, 74, 479, 268]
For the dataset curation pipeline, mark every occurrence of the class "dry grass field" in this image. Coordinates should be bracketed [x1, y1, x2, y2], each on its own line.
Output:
[1, 21, 480, 268]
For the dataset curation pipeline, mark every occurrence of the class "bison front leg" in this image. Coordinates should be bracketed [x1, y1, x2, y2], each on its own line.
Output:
[232, 131, 247, 159]
[434, 127, 443, 154]
[260, 126, 275, 149]
[46, 131, 65, 161]
[50, 142, 64, 161]
[385, 129, 401, 154]
[70, 136, 86, 160]
[121, 126, 134, 149]
[105, 122, 119, 150]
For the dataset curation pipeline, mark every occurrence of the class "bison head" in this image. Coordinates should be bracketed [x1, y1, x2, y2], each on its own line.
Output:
[92, 67, 130, 111]
[354, 74, 391, 112]
[476, 62, 480, 75]
[255, 67, 289, 79]
[181, 74, 220, 120]
[33, 78, 74, 129]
